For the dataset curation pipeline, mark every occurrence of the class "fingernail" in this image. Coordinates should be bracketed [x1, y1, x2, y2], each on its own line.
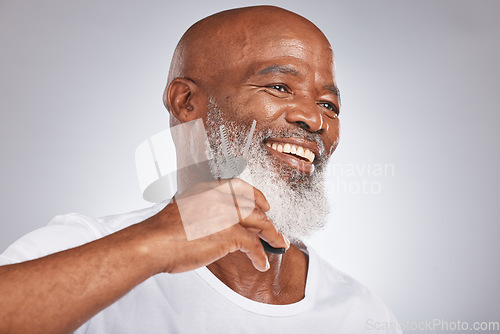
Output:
[284, 235, 290, 249]
[265, 257, 270, 270]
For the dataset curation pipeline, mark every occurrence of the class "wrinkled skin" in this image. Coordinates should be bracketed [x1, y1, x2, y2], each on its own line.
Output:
[0, 7, 342, 334]
[165, 6, 340, 304]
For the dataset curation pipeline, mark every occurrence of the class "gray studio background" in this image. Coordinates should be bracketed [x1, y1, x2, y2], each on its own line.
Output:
[1, 0, 499, 331]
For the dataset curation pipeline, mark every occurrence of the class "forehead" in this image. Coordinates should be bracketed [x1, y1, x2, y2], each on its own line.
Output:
[237, 32, 336, 80]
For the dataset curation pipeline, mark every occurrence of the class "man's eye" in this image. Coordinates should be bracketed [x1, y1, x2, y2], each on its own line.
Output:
[319, 102, 340, 117]
[268, 84, 289, 93]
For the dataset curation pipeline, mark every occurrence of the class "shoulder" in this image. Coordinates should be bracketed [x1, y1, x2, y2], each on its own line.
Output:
[0, 202, 167, 265]
[305, 245, 402, 333]
[0, 213, 100, 264]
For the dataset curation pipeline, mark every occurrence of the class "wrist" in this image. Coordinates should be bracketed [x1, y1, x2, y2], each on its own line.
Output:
[128, 203, 181, 275]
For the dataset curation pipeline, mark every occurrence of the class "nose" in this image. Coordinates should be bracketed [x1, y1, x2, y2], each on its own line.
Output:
[284, 101, 323, 133]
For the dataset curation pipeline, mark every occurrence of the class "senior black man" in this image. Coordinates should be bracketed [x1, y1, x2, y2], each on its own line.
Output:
[0, 6, 401, 333]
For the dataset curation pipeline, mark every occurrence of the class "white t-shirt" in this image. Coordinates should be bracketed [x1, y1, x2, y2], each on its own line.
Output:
[0, 203, 402, 333]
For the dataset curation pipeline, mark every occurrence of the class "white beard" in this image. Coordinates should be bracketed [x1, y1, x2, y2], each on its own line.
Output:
[206, 102, 329, 242]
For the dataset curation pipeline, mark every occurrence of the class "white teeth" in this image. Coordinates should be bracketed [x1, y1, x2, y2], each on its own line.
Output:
[296, 146, 305, 158]
[303, 149, 309, 161]
[267, 142, 316, 163]
[305, 149, 315, 163]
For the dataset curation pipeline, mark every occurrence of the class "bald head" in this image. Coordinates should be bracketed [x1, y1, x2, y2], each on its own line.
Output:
[167, 5, 341, 209]
[164, 6, 334, 111]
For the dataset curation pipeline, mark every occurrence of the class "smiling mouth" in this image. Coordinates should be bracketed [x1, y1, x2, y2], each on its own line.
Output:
[265, 142, 315, 162]
[264, 139, 318, 173]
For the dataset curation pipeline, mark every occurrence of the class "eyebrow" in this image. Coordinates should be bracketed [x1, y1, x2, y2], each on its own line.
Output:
[258, 65, 299, 76]
[324, 84, 340, 97]
[324, 84, 342, 107]
[258, 65, 341, 106]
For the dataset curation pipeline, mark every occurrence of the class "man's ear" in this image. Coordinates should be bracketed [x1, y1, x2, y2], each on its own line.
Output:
[164, 78, 205, 122]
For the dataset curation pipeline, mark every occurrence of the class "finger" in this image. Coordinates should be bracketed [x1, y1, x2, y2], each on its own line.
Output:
[176, 190, 243, 241]
[234, 227, 270, 272]
[220, 179, 270, 212]
[251, 186, 270, 212]
[238, 207, 290, 250]
[238, 180, 270, 212]
[232, 195, 256, 220]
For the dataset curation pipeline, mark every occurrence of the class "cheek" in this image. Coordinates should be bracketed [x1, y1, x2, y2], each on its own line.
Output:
[324, 119, 340, 154]
[240, 92, 287, 122]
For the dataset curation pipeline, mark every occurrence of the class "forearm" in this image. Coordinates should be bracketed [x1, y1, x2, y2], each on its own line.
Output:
[0, 219, 162, 334]
[0, 181, 288, 333]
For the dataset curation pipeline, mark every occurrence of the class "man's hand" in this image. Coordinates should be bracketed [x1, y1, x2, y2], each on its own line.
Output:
[143, 178, 290, 274]
[0, 178, 288, 333]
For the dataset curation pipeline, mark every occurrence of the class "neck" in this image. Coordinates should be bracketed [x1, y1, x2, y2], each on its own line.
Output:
[176, 160, 215, 194]
[207, 244, 308, 304]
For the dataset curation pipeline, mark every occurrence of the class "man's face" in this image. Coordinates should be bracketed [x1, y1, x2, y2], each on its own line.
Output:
[203, 29, 340, 171]
[203, 30, 339, 241]
[206, 100, 330, 242]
